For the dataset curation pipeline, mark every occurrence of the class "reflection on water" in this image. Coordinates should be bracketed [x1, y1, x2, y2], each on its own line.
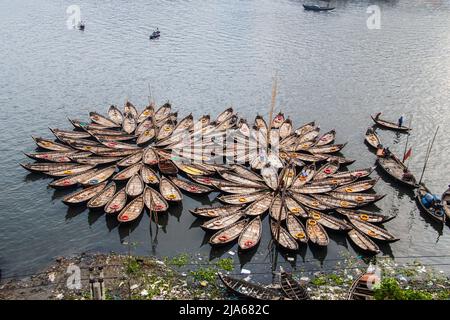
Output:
[1, 0, 450, 278]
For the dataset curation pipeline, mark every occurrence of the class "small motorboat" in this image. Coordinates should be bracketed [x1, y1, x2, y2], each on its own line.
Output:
[303, 4, 335, 11]
[149, 29, 160, 40]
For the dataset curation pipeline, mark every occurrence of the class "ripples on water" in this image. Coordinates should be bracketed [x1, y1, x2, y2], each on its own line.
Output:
[0, 0, 449, 279]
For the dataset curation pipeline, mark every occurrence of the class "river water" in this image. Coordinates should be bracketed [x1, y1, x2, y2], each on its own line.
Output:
[0, 0, 449, 280]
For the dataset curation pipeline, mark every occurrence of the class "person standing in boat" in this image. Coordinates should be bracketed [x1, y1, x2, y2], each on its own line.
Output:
[398, 115, 404, 127]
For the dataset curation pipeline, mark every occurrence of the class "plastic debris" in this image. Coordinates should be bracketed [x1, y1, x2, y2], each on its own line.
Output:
[241, 268, 251, 274]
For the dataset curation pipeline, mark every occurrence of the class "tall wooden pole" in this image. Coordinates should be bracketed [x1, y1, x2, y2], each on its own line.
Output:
[419, 126, 439, 184]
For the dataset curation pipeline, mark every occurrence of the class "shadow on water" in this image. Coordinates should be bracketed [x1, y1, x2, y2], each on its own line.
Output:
[50, 186, 78, 201]
[168, 203, 183, 222]
[188, 217, 204, 230]
[209, 243, 236, 261]
[87, 209, 104, 226]
[148, 210, 169, 232]
[64, 205, 87, 220]
[308, 244, 328, 266]
[23, 172, 49, 183]
[105, 214, 120, 232]
[118, 214, 144, 243]
[414, 206, 445, 236]
[328, 231, 348, 249]
[237, 246, 260, 268]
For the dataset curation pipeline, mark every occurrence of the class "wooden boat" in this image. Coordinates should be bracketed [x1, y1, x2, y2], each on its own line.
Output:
[32, 137, 73, 152]
[333, 178, 379, 193]
[112, 163, 142, 181]
[92, 133, 135, 142]
[218, 273, 284, 300]
[365, 128, 381, 149]
[213, 182, 265, 194]
[282, 152, 324, 165]
[156, 121, 175, 141]
[135, 118, 154, 135]
[61, 138, 101, 147]
[305, 219, 329, 246]
[377, 154, 418, 188]
[336, 208, 393, 224]
[44, 164, 95, 177]
[291, 164, 315, 187]
[238, 217, 262, 250]
[104, 189, 127, 214]
[307, 209, 351, 231]
[159, 177, 183, 201]
[329, 167, 375, 180]
[270, 112, 284, 129]
[294, 121, 315, 137]
[280, 166, 296, 188]
[67, 151, 92, 160]
[279, 267, 309, 300]
[415, 184, 446, 224]
[137, 128, 156, 146]
[325, 155, 356, 166]
[156, 112, 177, 127]
[137, 105, 154, 123]
[313, 194, 357, 209]
[69, 119, 110, 130]
[217, 190, 270, 205]
[347, 229, 380, 254]
[371, 114, 410, 132]
[143, 186, 169, 212]
[315, 130, 335, 146]
[348, 217, 399, 242]
[76, 156, 121, 165]
[87, 128, 125, 136]
[243, 193, 274, 216]
[284, 195, 308, 218]
[286, 214, 308, 244]
[142, 148, 158, 165]
[172, 114, 194, 134]
[154, 103, 172, 123]
[230, 164, 264, 182]
[219, 171, 266, 188]
[100, 140, 140, 150]
[329, 192, 385, 205]
[87, 182, 117, 209]
[313, 160, 340, 180]
[308, 176, 356, 187]
[21, 162, 79, 173]
[215, 107, 233, 124]
[24, 150, 82, 163]
[108, 105, 123, 125]
[158, 158, 178, 175]
[124, 101, 138, 119]
[270, 195, 288, 221]
[126, 174, 144, 197]
[279, 119, 293, 139]
[49, 169, 99, 188]
[169, 176, 213, 194]
[122, 114, 137, 134]
[270, 219, 299, 251]
[117, 195, 144, 223]
[117, 151, 143, 167]
[70, 143, 113, 154]
[190, 204, 243, 219]
[201, 211, 243, 230]
[62, 182, 107, 205]
[291, 185, 334, 194]
[236, 118, 251, 137]
[140, 165, 159, 185]
[289, 192, 334, 210]
[347, 272, 379, 300]
[308, 143, 346, 154]
[94, 149, 137, 157]
[297, 127, 320, 145]
[173, 162, 212, 176]
[303, 4, 335, 11]
[80, 165, 116, 186]
[89, 112, 120, 128]
[442, 187, 450, 220]
[210, 219, 249, 245]
[50, 128, 91, 140]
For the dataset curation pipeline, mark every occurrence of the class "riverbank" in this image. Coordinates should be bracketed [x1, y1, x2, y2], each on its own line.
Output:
[0, 252, 449, 300]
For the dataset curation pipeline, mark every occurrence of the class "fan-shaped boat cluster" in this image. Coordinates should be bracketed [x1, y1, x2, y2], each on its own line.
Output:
[22, 100, 397, 256]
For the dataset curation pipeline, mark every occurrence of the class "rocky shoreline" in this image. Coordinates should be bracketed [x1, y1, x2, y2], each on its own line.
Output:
[1, 252, 449, 300]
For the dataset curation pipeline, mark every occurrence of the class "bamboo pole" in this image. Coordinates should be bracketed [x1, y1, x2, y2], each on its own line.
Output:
[419, 126, 439, 184]
[267, 75, 278, 153]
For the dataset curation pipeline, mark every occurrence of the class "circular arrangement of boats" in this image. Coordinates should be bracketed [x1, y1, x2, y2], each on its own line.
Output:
[22, 101, 407, 257]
